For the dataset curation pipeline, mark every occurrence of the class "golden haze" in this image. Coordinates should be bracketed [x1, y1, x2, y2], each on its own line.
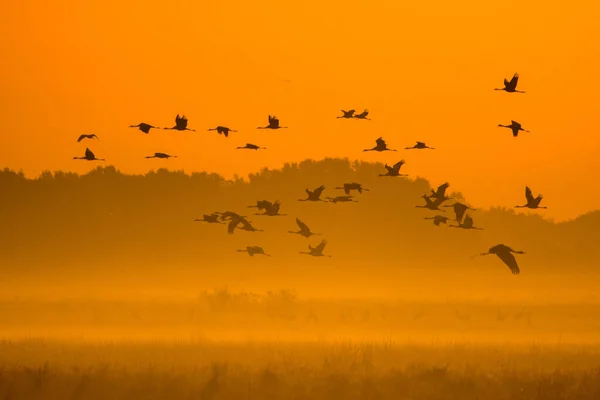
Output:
[1, 0, 599, 221]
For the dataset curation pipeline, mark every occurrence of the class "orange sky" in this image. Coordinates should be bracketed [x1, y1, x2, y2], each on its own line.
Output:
[1, 0, 599, 221]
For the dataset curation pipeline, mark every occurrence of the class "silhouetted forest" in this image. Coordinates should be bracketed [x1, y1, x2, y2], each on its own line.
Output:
[1, 159, 598, 300]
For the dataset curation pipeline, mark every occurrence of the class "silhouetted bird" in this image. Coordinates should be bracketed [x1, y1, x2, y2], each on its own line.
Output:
[237, 143, 266, 150]
[515, 186, 547, 209]
[146, 152, 176, 159]
[130, 123, 160, 134]
[216, 211, 247, 221]
[364, 137, 396, 152]
[300, 240, 332, 257]
[257, 115, 287, 130]
[423, 215, 449, 226]
[77, 134, 99, 142]
[494, 73, 525, 93]
[299, 185, 326, 202]
[379, 160, 407, 177]
[429, 182, 451, 200]
[477, 244, 525, 275]
[74, 148, 105, 161]
[288, 218, 320, 238]
[443, 202, 477, 223]
[327, 195, 358, 203]
[228, 216, 262, 234]
[337, 110, 355, 119]
[194, 213, 224, 224]
[237, 246, 270, 257]
[405, 141, 435, 150]
[253, 200, 285, 216]
[498, 120, 529, 137]
[353, 110, 370, 120]
[164, 114, 195, 131]
[335, 182, 369, 195]
[248, 200, 272, 210]
[415, 195, 446, 211]
[208, 126, 237, 138]
[449, 214, 483, 230]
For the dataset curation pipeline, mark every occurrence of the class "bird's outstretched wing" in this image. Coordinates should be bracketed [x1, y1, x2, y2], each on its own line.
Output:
[511, 120, 521, 129]
[85, 148, 94, 158]
[416, 141, 425, 146]
[376, 137, 385, 147]
[509, 73, 519, 89]
[393, 160, 405, 170]
[496, 251, 520, 275]
[296, 218, 309, 232]
[315, 240, 327, 253]
[228, 219, 240, 234]
[525, 186, 534, 203]
[313, 185, 325, 197]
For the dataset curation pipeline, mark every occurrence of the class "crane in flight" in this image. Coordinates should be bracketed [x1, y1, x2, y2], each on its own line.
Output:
[288, 218, 320, 238]
[498, 120, 529, 137]
[415, 195, 447, 211]
[216, 211, 247, 221]
[208, 126, 237, 138]
[257, 115, 287, 130]
[405, 141, 435, 150]
[335, 182, 369, 195]
[237, 246, 271, 257]
[475, 244, 525, 275]
[194, 213, 224, 224]
[130, 123, 160, 134]
[251, 200, 286, 216]
[300, 240, 332, 257]
[164, 114, 195, 131]
[77, 134, 99, 142]
[299, 185, 326, 202]
[364, 137, 396, 152]
[515, 186, 547, 209]
[494, 73, 525, 93]
[353, 110, 371, 120]
[227, 215, 263, 234]
[146, 153, 177, 159]
[327, 195, 358, 203]
[337, 110, 355, 119]
[379, 160, 407, 177]
[423, 215, 450, 226]
[73, 148, 105, 161]
[444, 202, 477, 223]
[449, 214, 483, 230]
[237, 143, 266, 150]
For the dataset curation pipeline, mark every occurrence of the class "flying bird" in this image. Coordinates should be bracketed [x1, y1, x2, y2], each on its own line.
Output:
[335, 182, 369, 195]
[337, 110, 355, 119]
[300, 239, 332, 257]
[515, 186, 547, 209]
[494, 73, 525, 93]
[73, 148, 105, 161]
[443, 202, 477, 223]
[237, 246, 270, 257]
[216, 211, 247, 221]
[476, 244, 525, 275]
[449, 214, 483, 230]
[429, 182, 451, 201]
[364, 137, 396, 152]
[379, 160, 407, 177]
[423, 215, 450, 226]
[252, 200, 285, 216]
[228, 216, 263, 234]
[288, 218, 320, 238]
[237, 143, 266, 150]
[130, 123, 160, 134]
[208, 126, 237, 138]
[164, 114, 195, 131]
[194, 213, 224, 224]
[415, 195, 447, 211]
[299, 185, 326, 202]
[146, 153, 177, 159]
[77, 134, 99, 142]
[498, 120, 529, 137]
[327, 195, 358, 203]
[405, 141, 435, 150]
[353, 110, 371, 120]
[257, 115, 287, 130]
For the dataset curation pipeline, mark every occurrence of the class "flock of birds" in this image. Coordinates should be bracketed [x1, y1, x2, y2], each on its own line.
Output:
[73, 73, 544, 275]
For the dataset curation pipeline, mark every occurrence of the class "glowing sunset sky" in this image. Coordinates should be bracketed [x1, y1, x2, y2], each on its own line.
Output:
[1, 0, 599, 221]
